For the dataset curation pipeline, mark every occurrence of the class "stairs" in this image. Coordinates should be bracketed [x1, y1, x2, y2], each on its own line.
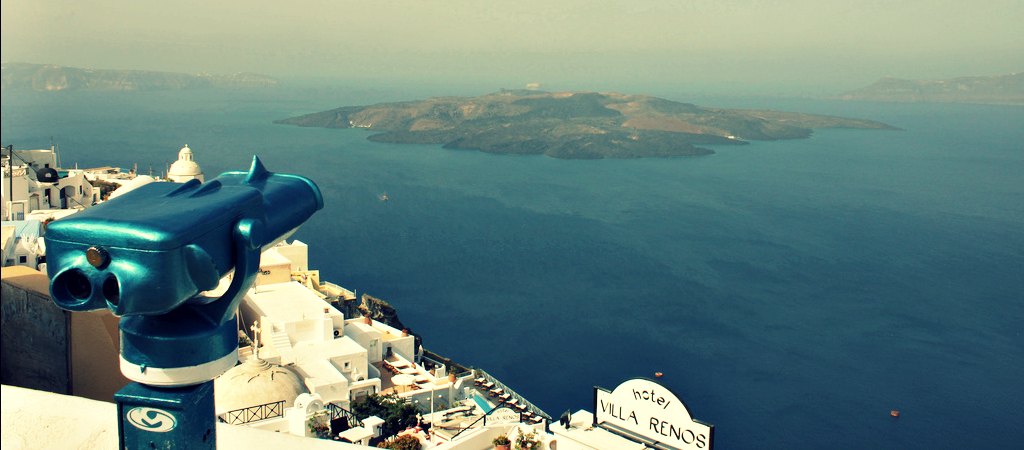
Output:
[268, 326, 294, 364]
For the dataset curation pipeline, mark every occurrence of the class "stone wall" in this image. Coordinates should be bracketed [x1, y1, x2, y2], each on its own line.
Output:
[1, 266, 127, 401]
[0, 266, 70, 394]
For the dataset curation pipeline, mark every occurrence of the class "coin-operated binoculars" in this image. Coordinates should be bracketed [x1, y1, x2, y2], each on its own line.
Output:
[45, 156, 323, 449]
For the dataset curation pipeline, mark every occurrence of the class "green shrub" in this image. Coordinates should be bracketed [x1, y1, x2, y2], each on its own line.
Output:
[377, 434, 421, 450]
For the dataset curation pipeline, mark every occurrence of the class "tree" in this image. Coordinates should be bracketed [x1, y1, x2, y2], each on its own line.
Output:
[350, 393, 420, 440]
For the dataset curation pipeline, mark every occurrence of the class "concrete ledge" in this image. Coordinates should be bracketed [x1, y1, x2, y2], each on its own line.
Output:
[1, 385, 369, 449]
[1, 265, 51, 293]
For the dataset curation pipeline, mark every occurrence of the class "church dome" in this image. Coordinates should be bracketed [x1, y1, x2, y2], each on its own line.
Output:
[214, 358, 308, 416]
[168, 144, 205, 182]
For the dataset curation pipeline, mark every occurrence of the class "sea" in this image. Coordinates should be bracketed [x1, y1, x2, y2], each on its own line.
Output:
[2, 85, 1022, 449]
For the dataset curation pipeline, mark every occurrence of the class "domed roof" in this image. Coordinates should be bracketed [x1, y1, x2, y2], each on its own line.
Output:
[168, 144, 204, 180]
[168, 159, 201, 175]
[108, 175, 155, 200]
[214, 358, 308, 416]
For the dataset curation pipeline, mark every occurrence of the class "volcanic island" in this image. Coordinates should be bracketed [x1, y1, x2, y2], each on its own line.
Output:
[276, 90, 897, 159]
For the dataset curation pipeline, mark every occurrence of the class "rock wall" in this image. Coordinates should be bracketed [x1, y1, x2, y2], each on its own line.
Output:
[358, 293, 422, 350]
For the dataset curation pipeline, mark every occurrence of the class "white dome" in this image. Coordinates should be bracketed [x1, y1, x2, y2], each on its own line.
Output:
[108, 175, 156, 200]
[168, 144, 204, 182]
[214, 358, 308, 416]
[168, 159, 201, 176]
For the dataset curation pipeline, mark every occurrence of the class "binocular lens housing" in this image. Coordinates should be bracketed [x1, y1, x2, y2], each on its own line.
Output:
[57, 269, 92, 301]
[51, 267, 122, 309]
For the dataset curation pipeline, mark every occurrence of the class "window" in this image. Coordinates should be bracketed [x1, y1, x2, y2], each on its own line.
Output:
[344, 361, 351, 371]
[12, 203, 25, 220]
[19, 256, 27, 263]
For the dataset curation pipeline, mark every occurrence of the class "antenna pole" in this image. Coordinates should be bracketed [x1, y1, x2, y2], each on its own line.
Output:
[7, 145, 13, 221]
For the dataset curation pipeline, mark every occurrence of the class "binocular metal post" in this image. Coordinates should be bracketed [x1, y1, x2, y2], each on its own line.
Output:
[116, 381, 216, 449]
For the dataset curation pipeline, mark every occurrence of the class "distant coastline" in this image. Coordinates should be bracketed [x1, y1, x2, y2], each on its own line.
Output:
[1, 62, 280, 93]
[276, 90, 897, 160]
[841, 72, 1024, 105]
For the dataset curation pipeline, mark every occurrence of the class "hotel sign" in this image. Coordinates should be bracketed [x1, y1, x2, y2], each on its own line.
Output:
[486, 407, 521, 425]
[594, 378, 714, 450]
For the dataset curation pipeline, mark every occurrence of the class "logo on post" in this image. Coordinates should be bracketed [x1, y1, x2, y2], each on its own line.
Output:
[126, 407, 178, 433]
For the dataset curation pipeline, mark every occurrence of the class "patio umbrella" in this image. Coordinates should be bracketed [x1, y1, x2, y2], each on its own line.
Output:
[392, 374, 416, 393]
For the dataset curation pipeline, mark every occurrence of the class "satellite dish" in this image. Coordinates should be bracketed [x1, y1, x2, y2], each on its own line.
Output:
[559, 410, 572, 428]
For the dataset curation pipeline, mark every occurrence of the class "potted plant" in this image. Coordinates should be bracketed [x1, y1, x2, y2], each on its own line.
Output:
[493, 434, 511, 450]
[307, 411, 332, 439]
[377, 434, 421, 450]
[515, 429, 541, 450]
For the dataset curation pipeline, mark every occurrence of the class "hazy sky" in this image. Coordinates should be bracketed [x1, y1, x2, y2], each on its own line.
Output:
[2, 0, 1022, 94]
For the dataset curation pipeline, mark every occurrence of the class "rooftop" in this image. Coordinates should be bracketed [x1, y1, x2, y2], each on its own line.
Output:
[247, 281, 343, 323]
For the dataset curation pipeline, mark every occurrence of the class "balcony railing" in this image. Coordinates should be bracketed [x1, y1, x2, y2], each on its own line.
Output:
[472, 369, 552, 421]
[220, 400, 286, 425]
[327, 402, 359, 428]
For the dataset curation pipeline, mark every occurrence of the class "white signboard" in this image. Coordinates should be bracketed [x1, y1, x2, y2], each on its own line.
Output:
[594, 378, 713, 450]
[487, 407, 521, 425]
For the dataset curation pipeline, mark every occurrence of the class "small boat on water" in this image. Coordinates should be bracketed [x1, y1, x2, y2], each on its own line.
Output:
[378, 192, 389, 202]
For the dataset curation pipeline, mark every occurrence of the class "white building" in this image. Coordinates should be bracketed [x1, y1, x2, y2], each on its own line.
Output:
[210, 241, 571, 448]
[213, 241, 500, 445]
[73, 165, 137, 184]
[166, 144, 204, 183]
[1, 146, 98, 220]
[1, 220, 43, 268]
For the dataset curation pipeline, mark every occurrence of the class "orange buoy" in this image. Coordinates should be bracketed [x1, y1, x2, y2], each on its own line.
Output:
[654, 372, 664, 378]
[890, 410, 900, 417]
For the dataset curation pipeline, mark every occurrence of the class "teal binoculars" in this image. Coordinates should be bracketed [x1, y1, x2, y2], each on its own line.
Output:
[45, 157, 322, 385]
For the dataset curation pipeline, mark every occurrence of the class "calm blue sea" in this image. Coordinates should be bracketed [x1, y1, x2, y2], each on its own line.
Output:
[3, 86, 1022, 449]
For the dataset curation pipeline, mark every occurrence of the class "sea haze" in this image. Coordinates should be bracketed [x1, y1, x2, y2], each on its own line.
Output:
[2, 86, 1022, 448]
